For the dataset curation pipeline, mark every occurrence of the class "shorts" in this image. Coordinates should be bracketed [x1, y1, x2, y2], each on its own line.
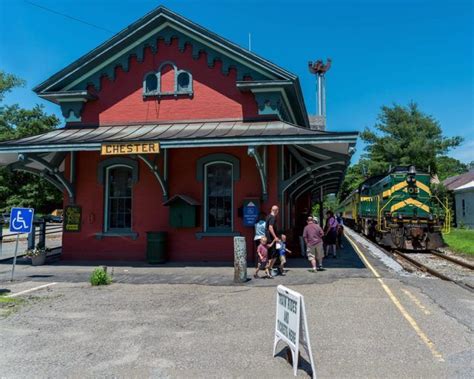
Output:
[279, 254, 286, 265]
[307, 243, 323, 261]
[268, 245, 278, 259]
[258, 260, 269, 270]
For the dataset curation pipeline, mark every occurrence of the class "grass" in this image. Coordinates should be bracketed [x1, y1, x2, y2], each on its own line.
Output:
[0, 295, 24, 317]
[443, 228, 474, 256]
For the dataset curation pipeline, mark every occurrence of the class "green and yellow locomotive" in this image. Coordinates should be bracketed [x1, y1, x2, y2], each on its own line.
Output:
[339, 166, 450, 250]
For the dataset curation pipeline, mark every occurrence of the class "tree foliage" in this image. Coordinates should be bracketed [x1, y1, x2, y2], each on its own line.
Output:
[0, 70, 62, 213]
[435, 156, 469, 181]
[339, 103, 464, 201]
[360, 103, 463, 176]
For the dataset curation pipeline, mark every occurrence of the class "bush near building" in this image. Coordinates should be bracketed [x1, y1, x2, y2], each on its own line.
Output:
[443, 229, 474, 256]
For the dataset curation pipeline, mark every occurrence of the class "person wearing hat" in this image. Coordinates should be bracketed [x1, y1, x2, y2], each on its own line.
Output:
[303, 216, 325, 272]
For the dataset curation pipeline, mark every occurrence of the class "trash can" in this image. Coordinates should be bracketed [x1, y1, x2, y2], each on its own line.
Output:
[146, 231, 167, 264]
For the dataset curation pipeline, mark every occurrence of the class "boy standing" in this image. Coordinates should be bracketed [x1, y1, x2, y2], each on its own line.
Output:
[254, 236, 274, 279]
[276, 234, 292, 276]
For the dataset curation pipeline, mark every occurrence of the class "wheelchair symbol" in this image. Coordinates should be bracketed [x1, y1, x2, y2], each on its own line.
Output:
[12, 211, 28, 231]
[9, 208, 34, 233]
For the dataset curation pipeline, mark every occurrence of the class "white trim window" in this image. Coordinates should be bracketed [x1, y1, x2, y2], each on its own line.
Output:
[105, 165, 133, 232]
[204, 162, 233, 232]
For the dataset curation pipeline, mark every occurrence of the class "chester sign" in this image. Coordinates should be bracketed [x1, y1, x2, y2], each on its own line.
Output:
[101, 142, 160, 155]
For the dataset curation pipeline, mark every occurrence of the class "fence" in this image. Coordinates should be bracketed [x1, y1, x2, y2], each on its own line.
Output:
[0, 219, 62, 253]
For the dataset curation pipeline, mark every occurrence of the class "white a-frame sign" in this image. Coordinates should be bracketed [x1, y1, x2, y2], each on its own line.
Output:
[273, 285, 316, 378]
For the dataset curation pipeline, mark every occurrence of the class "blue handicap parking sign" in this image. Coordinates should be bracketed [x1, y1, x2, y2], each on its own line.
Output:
[9, 207, 35, 234]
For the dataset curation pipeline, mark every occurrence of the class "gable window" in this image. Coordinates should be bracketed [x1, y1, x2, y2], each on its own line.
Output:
[144, 73, 158, 94]
[105, 166, 133, 231]
[143, 61, 193, 98]
[177, 71, 192, 92]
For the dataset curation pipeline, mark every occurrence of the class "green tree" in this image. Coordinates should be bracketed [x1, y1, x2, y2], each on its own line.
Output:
[435, 156, 468, 181]
[339, 103, 464, 201]
[0, 70, 62, 213]
[338, 160, 368, 201]
[360, 103, 463, 176]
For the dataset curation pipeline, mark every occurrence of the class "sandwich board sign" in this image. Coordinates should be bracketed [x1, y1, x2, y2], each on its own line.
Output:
[273, 285, 316, 378]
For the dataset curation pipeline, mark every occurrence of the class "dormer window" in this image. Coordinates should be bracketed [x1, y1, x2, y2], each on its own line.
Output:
[143, 61, 193, 98]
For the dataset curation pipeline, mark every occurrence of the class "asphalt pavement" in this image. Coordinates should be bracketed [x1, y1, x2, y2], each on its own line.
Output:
[0, 232, 472, 378]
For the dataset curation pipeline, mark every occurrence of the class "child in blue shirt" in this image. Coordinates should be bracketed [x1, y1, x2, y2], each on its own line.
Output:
[276, 234, 292, 276]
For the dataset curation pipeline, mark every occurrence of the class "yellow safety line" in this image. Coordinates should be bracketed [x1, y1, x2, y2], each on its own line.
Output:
[345, 233, 444, 362]
[401, 289, 431, 315]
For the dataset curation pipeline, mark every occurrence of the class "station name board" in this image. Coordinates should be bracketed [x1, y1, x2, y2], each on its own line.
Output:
[101, 142, 160, 155]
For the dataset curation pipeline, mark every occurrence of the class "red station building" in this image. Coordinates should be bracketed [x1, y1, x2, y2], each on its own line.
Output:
[0, 6, 357, 262]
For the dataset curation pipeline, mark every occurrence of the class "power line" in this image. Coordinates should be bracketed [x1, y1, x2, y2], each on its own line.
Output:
[24, 0, 116, 34]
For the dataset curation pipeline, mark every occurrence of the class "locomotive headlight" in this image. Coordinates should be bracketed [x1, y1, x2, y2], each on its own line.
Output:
[407, 175, 416, 184]
[398, 214, 403, 220]
[428, 214, 434, 221]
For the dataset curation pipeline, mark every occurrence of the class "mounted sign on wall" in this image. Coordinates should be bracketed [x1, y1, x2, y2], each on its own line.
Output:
[64, 205, 82, 232]
[273, 285, 316, 378]
[101, 142, 160, 155]
[243, 199, 259, 226]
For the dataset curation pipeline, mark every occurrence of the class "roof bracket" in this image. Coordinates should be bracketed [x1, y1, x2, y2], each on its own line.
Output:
[13, 152, 76, 203]
[136, 154, 168, 201]
[247, 146, 268, 201]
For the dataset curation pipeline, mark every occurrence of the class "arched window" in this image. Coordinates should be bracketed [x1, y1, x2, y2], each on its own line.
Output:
[144, 73, 158, 94]
[205, 162, 233, 231]
[105, 165, 133, 231]
[143, 61, 193, 98]
[177, 71, 192, 92]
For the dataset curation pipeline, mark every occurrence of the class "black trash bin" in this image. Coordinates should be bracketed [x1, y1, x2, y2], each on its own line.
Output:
[146, 231, 167, 264]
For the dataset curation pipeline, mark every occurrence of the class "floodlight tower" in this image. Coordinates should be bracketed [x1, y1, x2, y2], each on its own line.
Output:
[308, 58, 332, 118]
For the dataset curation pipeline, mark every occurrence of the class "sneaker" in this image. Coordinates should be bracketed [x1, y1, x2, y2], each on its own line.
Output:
[280, 272, 286, 276]
[253, 274, 259, 279]
[317, 266, 326, 271]
[267, 275, 274, 279]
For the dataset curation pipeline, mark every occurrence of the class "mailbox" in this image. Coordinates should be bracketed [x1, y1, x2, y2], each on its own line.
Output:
[163, 195, 200, 228]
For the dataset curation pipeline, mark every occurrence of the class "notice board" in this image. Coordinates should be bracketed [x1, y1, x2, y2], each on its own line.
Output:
[64, 205, 82, 232]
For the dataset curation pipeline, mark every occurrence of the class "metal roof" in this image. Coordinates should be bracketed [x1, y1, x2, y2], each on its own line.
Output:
[0, 120, 358, 153]
[443, 170, 474, 191]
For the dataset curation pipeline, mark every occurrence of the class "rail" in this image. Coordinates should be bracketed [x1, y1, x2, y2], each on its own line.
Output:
[392, 249, 473, 292]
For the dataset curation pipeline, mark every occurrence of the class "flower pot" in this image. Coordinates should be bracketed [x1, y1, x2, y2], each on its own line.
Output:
[30, 253, 46, 266]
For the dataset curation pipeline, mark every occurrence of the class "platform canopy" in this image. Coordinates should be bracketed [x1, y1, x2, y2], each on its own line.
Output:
[0, 119, 357, 210]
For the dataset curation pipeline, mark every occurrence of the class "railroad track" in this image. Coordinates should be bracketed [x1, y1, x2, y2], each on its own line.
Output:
[391, 249, 474, 292]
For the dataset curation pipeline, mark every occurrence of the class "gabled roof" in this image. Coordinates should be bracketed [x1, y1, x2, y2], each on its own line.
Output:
[443, 170, 474, 190]
[34, 5, 297, 93]
[33, 5, 310, 127]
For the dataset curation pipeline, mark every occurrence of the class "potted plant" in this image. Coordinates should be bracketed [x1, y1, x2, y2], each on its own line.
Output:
[25, 245, 48, 266]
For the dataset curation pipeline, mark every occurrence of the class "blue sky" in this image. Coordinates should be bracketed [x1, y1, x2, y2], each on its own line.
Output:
[1, 0, 472, 164]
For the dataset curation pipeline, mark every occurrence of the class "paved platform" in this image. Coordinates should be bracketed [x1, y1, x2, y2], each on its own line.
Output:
[0, 238, 369, 286]
[0, 233, 472, 378]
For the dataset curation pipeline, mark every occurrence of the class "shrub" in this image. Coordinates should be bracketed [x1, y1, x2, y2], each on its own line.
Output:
[90, 267, 112, 286]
